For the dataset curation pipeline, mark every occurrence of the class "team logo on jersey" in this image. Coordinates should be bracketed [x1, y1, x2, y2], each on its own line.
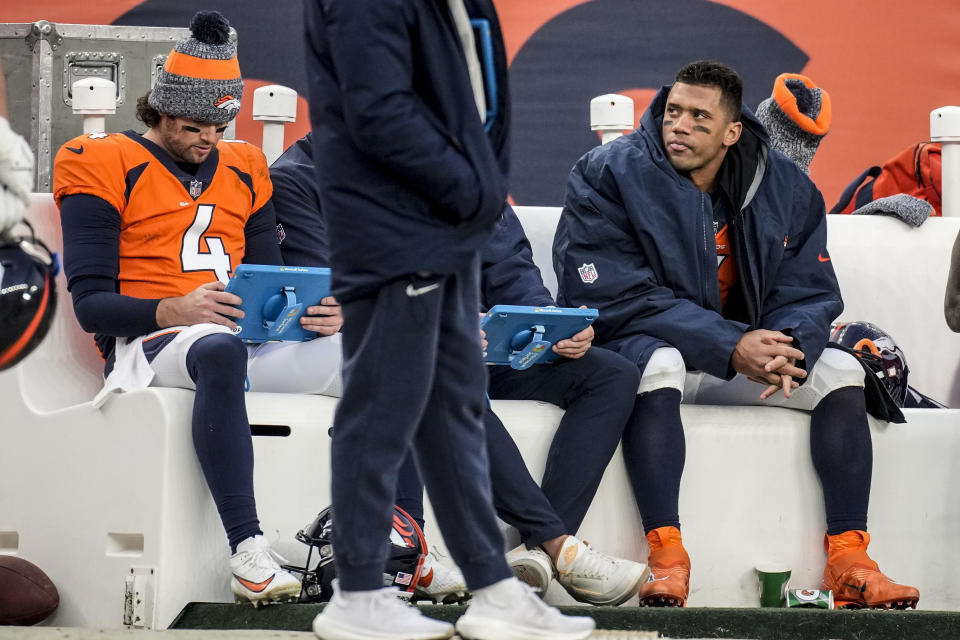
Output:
[578, 262, 598, 284]
[214, 94, 241, 113]
[276, 223, 286, 244]
[189, 180, 203, 199]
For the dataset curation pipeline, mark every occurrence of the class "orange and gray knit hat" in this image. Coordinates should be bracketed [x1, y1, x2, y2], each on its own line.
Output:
[149, 11, 243, 124]
[755, 73, 831, 174]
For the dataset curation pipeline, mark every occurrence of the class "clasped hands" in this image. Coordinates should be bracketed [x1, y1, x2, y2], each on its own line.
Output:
[731, 329, 806, 400]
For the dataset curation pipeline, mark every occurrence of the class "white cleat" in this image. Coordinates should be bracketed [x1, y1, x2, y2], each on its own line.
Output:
[313, 582, 455, 640]
[455, 576, 595, 640]
[413, 547, 470, 604]
[230, 535, 302, 606]
[506, 544, 554, 596]
[555, 536, 650, 606]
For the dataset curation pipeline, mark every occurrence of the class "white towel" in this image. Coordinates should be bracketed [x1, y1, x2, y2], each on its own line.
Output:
[91, 324, 233, 408]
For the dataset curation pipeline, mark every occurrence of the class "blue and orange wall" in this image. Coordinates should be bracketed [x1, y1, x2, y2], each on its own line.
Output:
[5, 0, 958, 206]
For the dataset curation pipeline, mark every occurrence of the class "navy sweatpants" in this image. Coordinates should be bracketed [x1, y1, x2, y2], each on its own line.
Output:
[396, 345, 639, 547]
[330, 261, 511, 591]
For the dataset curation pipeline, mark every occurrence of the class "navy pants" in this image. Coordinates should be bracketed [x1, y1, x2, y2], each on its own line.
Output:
[330, 261, 511, 591]
[397, 344, 639, 547]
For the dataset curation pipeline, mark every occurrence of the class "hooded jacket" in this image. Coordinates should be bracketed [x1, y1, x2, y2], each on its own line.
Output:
[553, 86, 842, 379]
[303, 0, 507, 302]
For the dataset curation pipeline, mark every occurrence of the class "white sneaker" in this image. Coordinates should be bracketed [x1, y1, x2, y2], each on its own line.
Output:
[230, 535, 302, 606]
[413, 547, 470, 604]
[455, 577, 595, 640]
[555, 536, 650, 606]
[506, 544, 554, 595]
[312, 581, 455, 640]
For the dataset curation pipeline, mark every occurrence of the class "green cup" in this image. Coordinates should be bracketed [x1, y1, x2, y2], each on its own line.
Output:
[756, 564, 792, 607]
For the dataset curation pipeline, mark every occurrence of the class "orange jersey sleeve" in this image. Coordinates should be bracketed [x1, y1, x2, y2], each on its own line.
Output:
[53, 132, 131, 212]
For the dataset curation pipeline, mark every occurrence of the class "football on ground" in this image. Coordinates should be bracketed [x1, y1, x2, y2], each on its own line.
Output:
[0, 555, 59, 625]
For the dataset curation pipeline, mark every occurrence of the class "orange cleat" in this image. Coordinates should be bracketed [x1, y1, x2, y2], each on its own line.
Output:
[638, 526, 690, 607]
[821, 530, 919, 610]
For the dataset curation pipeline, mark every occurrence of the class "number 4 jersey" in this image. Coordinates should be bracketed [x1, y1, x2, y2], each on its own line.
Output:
[53, 130, 273, 299]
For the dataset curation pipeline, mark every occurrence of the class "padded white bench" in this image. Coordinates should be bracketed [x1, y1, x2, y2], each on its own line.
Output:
[1, 195, 959, 629]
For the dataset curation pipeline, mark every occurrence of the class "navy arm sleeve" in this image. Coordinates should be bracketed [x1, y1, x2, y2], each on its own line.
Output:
[480, 205, 554, 310]
[60, 193, 161, 336]
[242, 200, 283, 266]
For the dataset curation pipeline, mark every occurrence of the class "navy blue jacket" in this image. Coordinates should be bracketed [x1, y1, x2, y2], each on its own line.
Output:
[271, 135, 551, 310]
[303, 0, 507, 302]
[553, 87, 842, 379]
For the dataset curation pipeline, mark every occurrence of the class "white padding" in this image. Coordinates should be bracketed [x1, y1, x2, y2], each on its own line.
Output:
[514, 206, 562, 298]
[638, 346, 685, 394]
[71, 78, 116, 114]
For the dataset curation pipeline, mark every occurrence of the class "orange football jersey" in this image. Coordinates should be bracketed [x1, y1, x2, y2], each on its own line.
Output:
[715, 223, 737, 310]
[53, 131, 272, 300]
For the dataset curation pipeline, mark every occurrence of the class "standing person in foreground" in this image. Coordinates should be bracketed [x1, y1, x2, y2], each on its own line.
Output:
[553, 60, 919, 610]
[52, 11, 347, 606]
[303, 1, 594, 639]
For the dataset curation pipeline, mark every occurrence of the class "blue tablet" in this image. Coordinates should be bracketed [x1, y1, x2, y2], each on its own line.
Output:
[224, 264, 331, 343]
[481, 305, 598, 370]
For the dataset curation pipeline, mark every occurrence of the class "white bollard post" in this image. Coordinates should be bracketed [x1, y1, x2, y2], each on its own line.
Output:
[590, 94, 634, 145]
[71, 78, 116, 134]
[931, 106, 960, 218]
[253, 85, 298, 165]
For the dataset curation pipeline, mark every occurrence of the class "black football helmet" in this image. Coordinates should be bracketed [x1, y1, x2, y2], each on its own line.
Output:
[830, 321, 909, 406]
[282, 504, 427, 603]
[0, 223, 58, 370]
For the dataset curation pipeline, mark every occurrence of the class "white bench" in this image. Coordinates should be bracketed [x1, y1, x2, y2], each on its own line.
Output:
[1, 195, 958, 629]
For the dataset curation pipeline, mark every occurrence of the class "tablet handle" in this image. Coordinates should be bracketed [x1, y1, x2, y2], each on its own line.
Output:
[510, 324, 551, 370]
[263, 286, 304, 340]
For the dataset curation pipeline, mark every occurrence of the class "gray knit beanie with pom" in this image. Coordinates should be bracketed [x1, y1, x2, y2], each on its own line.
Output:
[149, 11, 243, 124]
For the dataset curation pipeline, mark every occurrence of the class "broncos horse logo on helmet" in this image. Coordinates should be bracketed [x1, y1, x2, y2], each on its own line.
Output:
[0, 223, 58, 371]
[283, 505, 427, 603]
[829, 321, 909, 407]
